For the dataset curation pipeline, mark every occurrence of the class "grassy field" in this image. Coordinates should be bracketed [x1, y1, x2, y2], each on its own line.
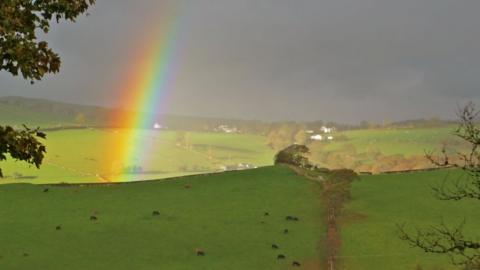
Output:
[324, 127, 460, 156]
[0, 166, 324, 270]
[308, 127, 467, 172]
[0, 126, 464, 184]
[339, 169, 480, 270]
[0, 129, 275, 184]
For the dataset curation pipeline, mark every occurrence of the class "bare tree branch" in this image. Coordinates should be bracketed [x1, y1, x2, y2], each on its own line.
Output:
[398, 103, 480, 268]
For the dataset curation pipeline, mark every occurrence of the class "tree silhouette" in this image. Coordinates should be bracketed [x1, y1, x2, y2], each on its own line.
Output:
[0, 0, 94, 177]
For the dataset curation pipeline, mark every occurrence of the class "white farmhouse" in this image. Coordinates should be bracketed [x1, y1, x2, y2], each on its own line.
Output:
[216, 125, 238, 133]
[310, 134, 323, 141]
[153, 123, 162, 129]
[327, 136, 334, 140]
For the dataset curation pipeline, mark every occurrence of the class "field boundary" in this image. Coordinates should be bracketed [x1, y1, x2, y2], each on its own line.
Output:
[358, 165, 453, 175]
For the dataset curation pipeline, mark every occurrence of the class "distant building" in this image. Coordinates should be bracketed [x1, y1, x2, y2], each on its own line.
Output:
[310, 134, 323, 141]
[305, 130, 315, 134]
[219, 163, 257, 171]
[215, 125, 238, 133]
[327, 136, 334, 140]
[153, 123, 162, 129]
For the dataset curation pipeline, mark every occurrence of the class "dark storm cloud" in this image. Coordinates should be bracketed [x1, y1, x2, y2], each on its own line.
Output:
[1, 0, 480, 123]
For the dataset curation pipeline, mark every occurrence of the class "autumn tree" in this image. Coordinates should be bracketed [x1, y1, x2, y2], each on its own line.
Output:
[0, 0, 94, 177]
[398, 103, 480, 269]
[294, 129, 308, 145]
[75, 113, 86, 125]
[267, 123, 298, 150]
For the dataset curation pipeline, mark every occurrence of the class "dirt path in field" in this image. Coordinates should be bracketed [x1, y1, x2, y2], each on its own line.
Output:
[322, 182, 341, 270]
[290, 166, 357, 270]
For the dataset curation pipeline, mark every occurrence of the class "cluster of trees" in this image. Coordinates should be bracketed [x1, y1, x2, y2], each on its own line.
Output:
[308, 142, 434, 174]
[266, 124, 307, 150]
[274, 144, 312, 169]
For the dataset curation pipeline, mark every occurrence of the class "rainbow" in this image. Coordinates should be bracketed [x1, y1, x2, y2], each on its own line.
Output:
[101, 3, 185, 181]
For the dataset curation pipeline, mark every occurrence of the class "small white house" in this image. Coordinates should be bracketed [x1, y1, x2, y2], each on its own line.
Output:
[327, 136, 334, 140]
[216, 125, 238, 133]
[310, 134, 323, 141]
[305, 130, 315, 134]
[153, 123, 162, 129]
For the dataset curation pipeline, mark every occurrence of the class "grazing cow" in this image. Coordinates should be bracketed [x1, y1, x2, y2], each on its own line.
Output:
[195, 249, 205, 256]
[55, 225, 62, 230]
[43, 188, 49, 193]
[90, 215, 97, 221]
[264, 212, 269, 216]
[284, 229, 289, 234]
[277, 254, 286, 260]
[292, 261, 301, 267]
[293, 217, 299, 221]
[272, 244, 279, 249]
[23, 253, 29, 257]
[184, 184, 191, 189]
[152, 210, 160, 216]
[286, 216, 294, 221]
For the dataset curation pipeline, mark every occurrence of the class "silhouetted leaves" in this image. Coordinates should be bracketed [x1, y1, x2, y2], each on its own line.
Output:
[0, 0, 95, 81]
[0, 125, 47, 177]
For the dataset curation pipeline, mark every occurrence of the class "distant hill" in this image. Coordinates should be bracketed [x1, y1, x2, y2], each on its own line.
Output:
[0, 96, 111, 127]
[0, 96, 268, 132]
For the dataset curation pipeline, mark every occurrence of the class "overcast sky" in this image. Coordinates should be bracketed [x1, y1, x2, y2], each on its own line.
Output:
[1, 0, 480, 123]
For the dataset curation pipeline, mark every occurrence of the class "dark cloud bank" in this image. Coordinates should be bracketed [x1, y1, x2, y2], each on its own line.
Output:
[1, 0, 479, 123]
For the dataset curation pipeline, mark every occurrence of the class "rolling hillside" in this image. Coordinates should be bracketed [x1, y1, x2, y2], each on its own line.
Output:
[0, 166, 324, 270]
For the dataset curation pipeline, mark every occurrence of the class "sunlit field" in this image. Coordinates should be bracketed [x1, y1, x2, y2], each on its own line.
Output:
[340, 169, 480, 270]
[0, 129, 275, 184]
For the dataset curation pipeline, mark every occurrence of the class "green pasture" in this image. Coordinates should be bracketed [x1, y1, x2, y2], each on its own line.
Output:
[0, 166, 324, 270]
[340, 169, 480, 270]
[308, 127, 468, 171]
[329, 127, 460, 155]
[0, 129, 275, 184]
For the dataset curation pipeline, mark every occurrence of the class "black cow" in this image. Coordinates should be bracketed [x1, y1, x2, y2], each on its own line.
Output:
[264, 212, 269, 216]
[55, 225, 62, 230]
[196, 249, 205, 256]
[152, 210, 160, 216]
[43, 188, 49, 193]
[272, 244, 279, 249]
[284, 229, 289, 234]
[277, 254, 286, 260]
[90, 215, 97, 221]
[292, 261, 301, 267]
